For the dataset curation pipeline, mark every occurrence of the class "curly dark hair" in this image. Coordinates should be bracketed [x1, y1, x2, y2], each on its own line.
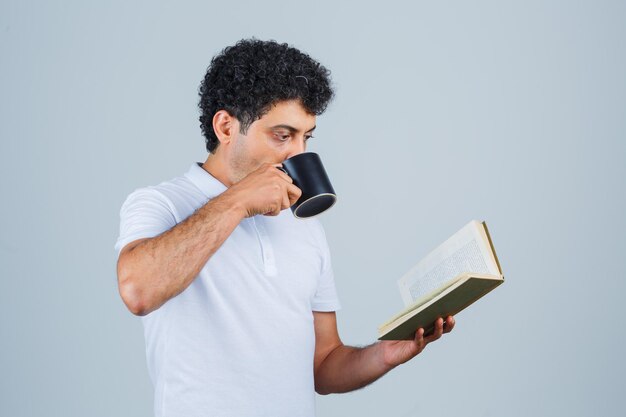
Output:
[198, 38, 335, 153]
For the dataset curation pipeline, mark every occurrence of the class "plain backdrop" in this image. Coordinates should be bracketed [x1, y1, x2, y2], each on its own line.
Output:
[1, 1, 625, 416]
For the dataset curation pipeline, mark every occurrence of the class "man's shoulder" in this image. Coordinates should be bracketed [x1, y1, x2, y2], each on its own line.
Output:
[126, 174, 193, 200]
[152, 172, 202, 200]
[122, 167, 207, 219]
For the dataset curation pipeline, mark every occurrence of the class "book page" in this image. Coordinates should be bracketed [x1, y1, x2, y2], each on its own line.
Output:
[381, 274, 464, 328]
[398, 220, 500, 306]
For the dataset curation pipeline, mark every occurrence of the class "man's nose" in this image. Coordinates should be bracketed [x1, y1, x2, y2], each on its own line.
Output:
[285, 137, 306, 159]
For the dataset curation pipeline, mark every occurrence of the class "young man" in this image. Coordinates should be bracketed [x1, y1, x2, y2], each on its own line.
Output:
[115, 38, 454, 417]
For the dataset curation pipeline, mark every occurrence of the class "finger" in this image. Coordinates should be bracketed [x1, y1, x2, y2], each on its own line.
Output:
[435, 317, 445, 336]
[276, 170, 293, 184]
[272, 164, 293, 183]
[262, 195, 282, 216]
[412, 328, 424, 352]
[261, 162, 281, 174]
[424, 318, 444, 343]
[264, 206, 281, 216]
[286, 183, 302, 206]
[281, 186, 291, 210]
[415, 327, 424, 339]
[443, 316, 455, 334]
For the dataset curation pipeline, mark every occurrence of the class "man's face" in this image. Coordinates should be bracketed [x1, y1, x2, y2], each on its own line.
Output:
[226, 100, 317, 184]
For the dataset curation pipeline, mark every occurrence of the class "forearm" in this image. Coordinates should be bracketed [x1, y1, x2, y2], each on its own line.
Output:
[118, 190, 245, 315]
[315, 342, 394, 395]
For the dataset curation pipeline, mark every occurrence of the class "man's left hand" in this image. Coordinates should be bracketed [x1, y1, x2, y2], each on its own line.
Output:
[379, 316, 455, 368]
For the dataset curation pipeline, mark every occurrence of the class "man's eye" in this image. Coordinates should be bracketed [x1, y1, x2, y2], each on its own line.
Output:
[275, 133, 290, 141]
[305, 135, 314, 141]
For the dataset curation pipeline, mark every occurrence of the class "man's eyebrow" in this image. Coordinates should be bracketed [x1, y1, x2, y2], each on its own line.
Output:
[269, 124, 317, 133]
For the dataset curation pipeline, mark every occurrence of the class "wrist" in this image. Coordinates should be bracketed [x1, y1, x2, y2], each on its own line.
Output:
[215, 188, 248, 220]
[374, 341, 398, 372]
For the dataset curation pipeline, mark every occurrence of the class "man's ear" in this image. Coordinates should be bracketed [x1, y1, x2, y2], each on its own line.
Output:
[212, 110, 238, 145]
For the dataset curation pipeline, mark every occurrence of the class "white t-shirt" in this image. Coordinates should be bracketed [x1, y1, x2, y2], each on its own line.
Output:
[114, 162, 341, 417]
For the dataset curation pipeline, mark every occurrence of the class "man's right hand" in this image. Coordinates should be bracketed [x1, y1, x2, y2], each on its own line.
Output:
[117, 163, 300, 316]
[225, 163, 302, 218]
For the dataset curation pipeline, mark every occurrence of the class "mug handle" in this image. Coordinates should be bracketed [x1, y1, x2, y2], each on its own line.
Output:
[276, 166, 290, 176]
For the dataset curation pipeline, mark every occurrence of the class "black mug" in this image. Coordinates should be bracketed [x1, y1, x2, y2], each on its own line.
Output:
[278, 152, 337, 218]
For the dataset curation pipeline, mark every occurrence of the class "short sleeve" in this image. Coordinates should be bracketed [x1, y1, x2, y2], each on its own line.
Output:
[311, 220, 342, 312]
[114, 187, 178, 257]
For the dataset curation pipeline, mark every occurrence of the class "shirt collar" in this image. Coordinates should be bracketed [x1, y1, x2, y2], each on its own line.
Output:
[184, 162, 228, 199]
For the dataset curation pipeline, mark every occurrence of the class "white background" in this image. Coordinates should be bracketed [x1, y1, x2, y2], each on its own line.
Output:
[1, 1, 624, 416]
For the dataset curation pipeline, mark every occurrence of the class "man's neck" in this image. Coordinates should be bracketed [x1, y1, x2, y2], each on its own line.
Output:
[201, 154, 232, 188]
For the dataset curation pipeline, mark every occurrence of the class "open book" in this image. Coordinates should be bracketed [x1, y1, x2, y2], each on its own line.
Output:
[378, 220, 504, 340]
